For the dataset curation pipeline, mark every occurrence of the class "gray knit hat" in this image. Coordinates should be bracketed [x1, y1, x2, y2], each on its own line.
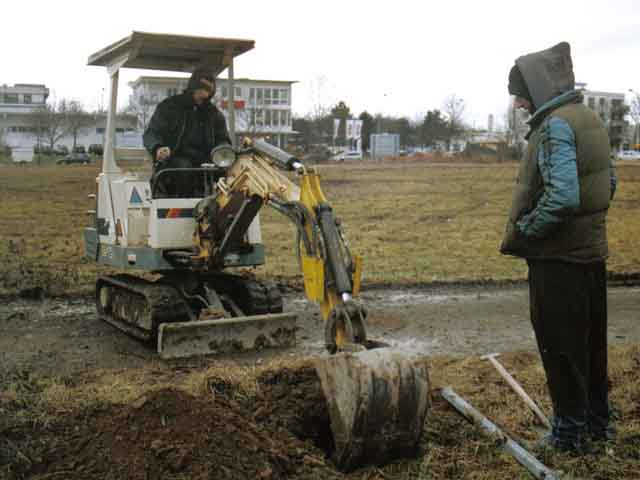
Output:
[187, 67, 215, 94]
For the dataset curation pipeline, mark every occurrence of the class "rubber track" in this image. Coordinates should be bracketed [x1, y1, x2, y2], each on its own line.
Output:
[204, 274, 283, 316]
[96, 274, 190, 341]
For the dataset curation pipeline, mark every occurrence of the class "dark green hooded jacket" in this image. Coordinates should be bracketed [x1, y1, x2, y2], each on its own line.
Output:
[500, 42, 615, 263]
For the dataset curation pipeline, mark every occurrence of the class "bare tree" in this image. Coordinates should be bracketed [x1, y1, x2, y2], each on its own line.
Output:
[442, 94, 465, 129]
[629, 90, 640, 148]
[125, 93, 158, 131]
[308, 75, 334, 120]
[64, 100, 92, 151]
[31, 101, 68, 150]
[442, 94, 466, 148]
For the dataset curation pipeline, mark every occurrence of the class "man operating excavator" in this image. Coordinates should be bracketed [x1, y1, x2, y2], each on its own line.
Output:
[143, 67, 231, 197]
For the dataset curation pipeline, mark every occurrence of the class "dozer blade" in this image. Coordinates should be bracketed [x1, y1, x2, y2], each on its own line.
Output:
[315, 348, 430, 472]
[157, 313, 297, 360]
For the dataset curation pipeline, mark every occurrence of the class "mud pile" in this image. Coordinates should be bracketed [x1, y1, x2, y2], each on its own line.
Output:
[31, 367, 340, 480]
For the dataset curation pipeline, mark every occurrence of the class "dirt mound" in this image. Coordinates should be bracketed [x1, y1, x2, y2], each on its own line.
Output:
[31, 379, 339, 480]
[254, 366, 334, 454]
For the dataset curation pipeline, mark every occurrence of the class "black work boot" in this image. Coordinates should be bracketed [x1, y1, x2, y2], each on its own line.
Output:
[531, 432, 590, 456]
[588, 407, 618, 443]
[588, 423, 617, 443]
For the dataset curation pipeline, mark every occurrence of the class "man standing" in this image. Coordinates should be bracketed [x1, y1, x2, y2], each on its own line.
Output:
[501, 42, 616, 452]
[144, 67, 230, 197]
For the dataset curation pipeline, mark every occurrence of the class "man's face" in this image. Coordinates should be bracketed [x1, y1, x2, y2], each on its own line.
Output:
[192, 88, 211, 105]
[192, 78, 215, 105]
[514, 96, 534, 115]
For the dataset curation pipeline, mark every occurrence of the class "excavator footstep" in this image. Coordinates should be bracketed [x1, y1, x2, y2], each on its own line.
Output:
[315, 348, 430, 471]
[157, 313, 297, 360]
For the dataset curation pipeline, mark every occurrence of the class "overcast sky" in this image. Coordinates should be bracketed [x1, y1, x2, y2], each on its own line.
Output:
[2, 0, 639, 128]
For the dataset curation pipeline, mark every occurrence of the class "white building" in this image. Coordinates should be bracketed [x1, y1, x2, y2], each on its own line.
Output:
[128, 76, 296, 148]
[0, 83, 138, 161]
[577, 82, 626, 122]
[0, 83, 49, 113]
[578, 82, 627, 147]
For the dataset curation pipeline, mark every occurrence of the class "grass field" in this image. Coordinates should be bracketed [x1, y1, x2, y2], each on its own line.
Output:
[1, 160, 639, 297]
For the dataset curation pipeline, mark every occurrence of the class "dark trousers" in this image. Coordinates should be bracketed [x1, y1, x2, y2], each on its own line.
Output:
[528, 260, 609, 444]
[153, 155, 205, 198]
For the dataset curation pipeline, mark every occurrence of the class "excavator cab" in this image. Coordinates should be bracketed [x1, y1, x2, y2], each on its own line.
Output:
[85, 32, 430, 472]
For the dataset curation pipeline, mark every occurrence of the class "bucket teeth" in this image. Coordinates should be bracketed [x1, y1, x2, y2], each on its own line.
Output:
[315, 348, 430, 471]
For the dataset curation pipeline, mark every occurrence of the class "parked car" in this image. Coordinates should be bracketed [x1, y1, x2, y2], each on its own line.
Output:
[88, 144, 104, 155]
[57, 152, 91, 165]
[617, 150, 640, 161]
[332, 150, 363, 162]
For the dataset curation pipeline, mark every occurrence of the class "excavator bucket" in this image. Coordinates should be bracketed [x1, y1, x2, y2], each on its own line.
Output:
[315, 348, 430, 472]
[157, 313, 297, 360]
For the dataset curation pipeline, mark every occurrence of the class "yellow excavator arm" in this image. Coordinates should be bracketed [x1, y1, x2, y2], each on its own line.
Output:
[190, 139, 430, 472]
[193, 139, 366, 353]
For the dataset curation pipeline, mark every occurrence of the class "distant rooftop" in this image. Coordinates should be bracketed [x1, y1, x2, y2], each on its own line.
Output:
[0, 83, 49, 90]
[576, 82, 624, 97]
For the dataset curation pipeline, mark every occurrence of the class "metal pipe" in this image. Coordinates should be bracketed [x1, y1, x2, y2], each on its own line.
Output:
[481, 353, 552, 430]
[228, 56, 236, 147]
[440, 387, 559, 480]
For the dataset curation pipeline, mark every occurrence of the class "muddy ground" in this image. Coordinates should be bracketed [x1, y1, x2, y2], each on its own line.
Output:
[1, 283, 639, 376]
[2, 283, 640, 479]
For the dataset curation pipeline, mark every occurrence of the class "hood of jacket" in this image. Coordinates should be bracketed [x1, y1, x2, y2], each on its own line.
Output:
[515, 42, 575, 111]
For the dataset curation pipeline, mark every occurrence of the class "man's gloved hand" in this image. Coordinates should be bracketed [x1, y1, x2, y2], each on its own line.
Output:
[155, 146, 171, 162]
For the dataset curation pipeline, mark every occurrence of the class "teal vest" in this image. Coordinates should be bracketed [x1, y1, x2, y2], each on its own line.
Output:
[501, 103, 611, 262]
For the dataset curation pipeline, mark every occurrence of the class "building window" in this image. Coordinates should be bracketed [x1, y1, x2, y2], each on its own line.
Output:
[249, 88, 255, 104]
[265, 109, 272, 127]
[272, 110, 279, 127]
[23, 94, 32, 104]
[599, 97, 607, 111]
[587, 96, 595, 109]
[611, 98, 623, 120]
[96, 128, 105, 134]
[4, 93, 19, 104]
[257, 88, 263, 105]
[234, 87, 242, 98]
[281, 89, 289, 105]
[221, 86, 228, 99]
[264, 88, 271, 105]
[273, 89, 279, 105]
[166, 88, 178, 97]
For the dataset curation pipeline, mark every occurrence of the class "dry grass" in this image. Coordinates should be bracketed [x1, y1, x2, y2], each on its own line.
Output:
[1, 160, 639, 297]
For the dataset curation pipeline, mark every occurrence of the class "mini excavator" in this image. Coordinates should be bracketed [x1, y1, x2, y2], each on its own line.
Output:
[84, 32, 429, 471]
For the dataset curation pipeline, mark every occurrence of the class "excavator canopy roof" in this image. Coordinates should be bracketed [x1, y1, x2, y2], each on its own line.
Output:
[87, 31, 255, 75]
